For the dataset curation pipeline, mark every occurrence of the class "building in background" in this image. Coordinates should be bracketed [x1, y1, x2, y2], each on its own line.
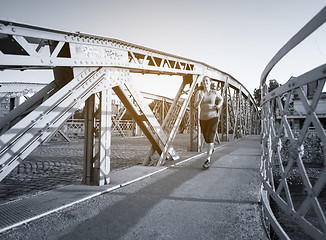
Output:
[0, 82, 46, 118]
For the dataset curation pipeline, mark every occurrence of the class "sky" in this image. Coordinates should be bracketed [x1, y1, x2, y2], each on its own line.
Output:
[0, 0, 325, 98]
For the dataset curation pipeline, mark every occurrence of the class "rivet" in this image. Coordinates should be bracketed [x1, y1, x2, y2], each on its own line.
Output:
[12, 27, 15, 32]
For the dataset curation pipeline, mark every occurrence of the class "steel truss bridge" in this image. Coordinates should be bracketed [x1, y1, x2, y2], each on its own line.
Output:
[3, 6, 326, 238]
[0, 18, 259, 186]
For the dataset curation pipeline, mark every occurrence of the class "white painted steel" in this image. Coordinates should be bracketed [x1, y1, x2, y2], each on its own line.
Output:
[0, 18, 259, 184]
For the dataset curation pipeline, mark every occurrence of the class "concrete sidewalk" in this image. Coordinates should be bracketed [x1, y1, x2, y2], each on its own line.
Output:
[0, 135, 268, 239]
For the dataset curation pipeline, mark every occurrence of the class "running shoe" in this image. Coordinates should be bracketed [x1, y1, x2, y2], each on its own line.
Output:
[202, 159, 210, 169]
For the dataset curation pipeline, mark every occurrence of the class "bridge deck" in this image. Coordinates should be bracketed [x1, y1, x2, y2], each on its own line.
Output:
[0, 136, 267, 239]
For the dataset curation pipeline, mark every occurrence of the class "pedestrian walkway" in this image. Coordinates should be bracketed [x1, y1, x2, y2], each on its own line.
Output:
[0, 135, 268, 239]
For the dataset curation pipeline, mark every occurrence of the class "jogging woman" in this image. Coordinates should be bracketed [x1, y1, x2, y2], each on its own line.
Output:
[194, 76, 223, 168]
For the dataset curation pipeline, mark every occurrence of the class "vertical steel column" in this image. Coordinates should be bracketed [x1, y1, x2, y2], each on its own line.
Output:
[161, 99, 165, 124]
[189, 97, 201, 152]
[190, 75, 201, 152]
[83, 89, 112, 186]
[98, 88, 111, 185]
[219, 78, 229, 141]
[227, 87, 235, 141]
[232, 86, 241, 139]
[245, 98, 250, 135]
[239, 94, 244, 136]
[83, 94, 95, 185]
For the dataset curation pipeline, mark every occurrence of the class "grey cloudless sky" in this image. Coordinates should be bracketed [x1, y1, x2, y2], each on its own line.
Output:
[0, 0, 325, 97]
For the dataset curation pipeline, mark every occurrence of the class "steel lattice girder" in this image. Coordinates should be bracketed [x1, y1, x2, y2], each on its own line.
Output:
[0, 19, 256, 107]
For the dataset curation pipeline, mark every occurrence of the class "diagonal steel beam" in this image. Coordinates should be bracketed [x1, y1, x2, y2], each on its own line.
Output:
[157, 75, 199, 166]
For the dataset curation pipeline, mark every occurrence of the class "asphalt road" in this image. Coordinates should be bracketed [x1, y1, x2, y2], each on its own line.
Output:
[0, 136, 267, 240]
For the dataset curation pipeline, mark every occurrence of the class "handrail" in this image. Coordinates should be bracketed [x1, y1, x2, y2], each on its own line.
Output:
[260, 5, 326, 239]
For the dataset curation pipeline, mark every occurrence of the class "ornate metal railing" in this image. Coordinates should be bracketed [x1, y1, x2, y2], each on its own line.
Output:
[260, 6, 326, 239]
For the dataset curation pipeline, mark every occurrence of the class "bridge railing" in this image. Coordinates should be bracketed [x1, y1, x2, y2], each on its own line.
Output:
[260, 6, 326, 239]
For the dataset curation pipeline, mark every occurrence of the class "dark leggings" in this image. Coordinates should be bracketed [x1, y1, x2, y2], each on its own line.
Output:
[200, 117, 218, 143]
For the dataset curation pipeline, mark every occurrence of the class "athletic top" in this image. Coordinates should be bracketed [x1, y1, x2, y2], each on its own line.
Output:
[199, 90, 220, 120]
